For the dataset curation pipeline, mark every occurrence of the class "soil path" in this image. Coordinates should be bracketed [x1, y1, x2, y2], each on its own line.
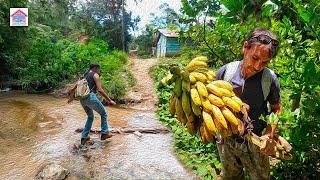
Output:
[125, 58, 159, 112]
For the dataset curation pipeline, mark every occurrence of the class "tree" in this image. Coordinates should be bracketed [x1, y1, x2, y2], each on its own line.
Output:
[148, 3, 180, 30]
[28, 0, 77, 34]
[71, 0, 139, 51]
[181, 0, 220, 20]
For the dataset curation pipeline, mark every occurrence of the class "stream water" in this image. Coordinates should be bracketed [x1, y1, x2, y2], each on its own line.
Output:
[0, 91, 197, 179]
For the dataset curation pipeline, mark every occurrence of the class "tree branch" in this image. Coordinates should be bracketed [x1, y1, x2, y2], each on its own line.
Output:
[203, 10, 221, 59]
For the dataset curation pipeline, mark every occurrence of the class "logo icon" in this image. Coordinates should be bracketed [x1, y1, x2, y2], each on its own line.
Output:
[10, 8, 28, 26]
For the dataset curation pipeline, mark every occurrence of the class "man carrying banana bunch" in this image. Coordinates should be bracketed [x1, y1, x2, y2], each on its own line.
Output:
[215, 28, 282, 180]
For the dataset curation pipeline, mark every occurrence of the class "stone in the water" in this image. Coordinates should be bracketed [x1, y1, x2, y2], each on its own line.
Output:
[36, 163, 69, 180]
[133, 131, 142, 137]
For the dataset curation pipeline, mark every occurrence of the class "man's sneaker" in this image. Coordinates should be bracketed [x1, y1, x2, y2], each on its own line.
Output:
[81, 136, 90, 145]
[101, 133, 112, 140]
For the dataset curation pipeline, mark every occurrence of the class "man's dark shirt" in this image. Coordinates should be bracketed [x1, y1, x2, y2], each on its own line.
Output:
[216, 62, 280, 135]
[85, 71, 97, 93]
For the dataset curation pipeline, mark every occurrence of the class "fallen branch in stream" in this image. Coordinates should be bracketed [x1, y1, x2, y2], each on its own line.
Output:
[75, 127, 170, 134]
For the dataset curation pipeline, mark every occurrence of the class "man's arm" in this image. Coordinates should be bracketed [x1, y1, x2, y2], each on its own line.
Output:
[93, 73, 116, 105]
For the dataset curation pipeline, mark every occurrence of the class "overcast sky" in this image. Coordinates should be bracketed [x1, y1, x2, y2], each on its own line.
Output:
[126, 0, 182, 35]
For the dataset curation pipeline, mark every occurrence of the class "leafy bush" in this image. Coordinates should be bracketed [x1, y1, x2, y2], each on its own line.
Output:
[5, 24, 132, 99]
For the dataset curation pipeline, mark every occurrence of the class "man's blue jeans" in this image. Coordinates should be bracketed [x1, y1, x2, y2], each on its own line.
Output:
[80, 92, 109, 138]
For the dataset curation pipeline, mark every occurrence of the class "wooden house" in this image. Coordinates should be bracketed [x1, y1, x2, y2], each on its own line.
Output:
[156, 29, 181, 57]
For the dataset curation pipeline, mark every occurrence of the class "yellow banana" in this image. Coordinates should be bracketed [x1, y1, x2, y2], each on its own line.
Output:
[186, 60, 207, 71]
[202, 111, 217, 135]
[211, 105, 228, 129]
[221, 107, 239, 126]
[207, 70, 216, 79]
[196, 81, 208, 97]
[191, 100, 202, 116]
[211, 80, 233, 91]
[206, 84, 223, 97]
[231, 96, 243, 106]
[207, 94, 225, 107]
[189, 74, 197, 84]
[207, 83, 233, 97]
[190, 88, 202, 106]
[190, 72, 207, 83]
[192, 56, 208, 62]
[206, 72, 214, 81]
[200, 96, 213, 112]
[222, 96, 241, 112]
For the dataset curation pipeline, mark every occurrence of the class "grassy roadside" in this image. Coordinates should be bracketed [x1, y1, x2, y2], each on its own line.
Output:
[150, 60, 221, 180]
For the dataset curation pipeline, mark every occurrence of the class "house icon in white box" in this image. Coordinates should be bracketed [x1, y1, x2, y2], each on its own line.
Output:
[10, 8, 28, 26]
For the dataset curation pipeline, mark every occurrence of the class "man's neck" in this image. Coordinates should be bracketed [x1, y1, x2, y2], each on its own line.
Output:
[240, 60, 248, 79]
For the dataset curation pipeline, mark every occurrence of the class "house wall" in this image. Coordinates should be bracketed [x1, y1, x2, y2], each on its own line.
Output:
[166, 37, 180, 56]
[157, 35, 167, 57]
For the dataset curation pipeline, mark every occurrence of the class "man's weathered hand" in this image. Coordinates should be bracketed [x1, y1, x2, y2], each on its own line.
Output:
[241, 103, 250, 120]
[102, 98, 116, 106]
[259, 135, 277, 156]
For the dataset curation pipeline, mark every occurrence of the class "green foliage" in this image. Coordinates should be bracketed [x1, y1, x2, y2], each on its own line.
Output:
[181, 0, 220, 18]
[150, 64, 220, 179]
[72, 0, 139, 51]
[101, 74, 127, 100]
[269, 15, 320, 178]
[0, 0, 137, 100]
[3, 22, 131, 98]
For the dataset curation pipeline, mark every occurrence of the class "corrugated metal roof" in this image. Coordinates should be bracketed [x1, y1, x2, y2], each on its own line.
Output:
[158, 29, 179, 38]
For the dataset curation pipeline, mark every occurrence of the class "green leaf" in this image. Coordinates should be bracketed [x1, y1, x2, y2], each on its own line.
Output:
[297, 6, 312, 23]
[196, 166, 209, 176]
[262, 0, 278, 17]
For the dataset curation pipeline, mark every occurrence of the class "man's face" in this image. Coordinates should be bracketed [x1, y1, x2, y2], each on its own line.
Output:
[242, 43, 272, 78]
[92, 67, 100, 74]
